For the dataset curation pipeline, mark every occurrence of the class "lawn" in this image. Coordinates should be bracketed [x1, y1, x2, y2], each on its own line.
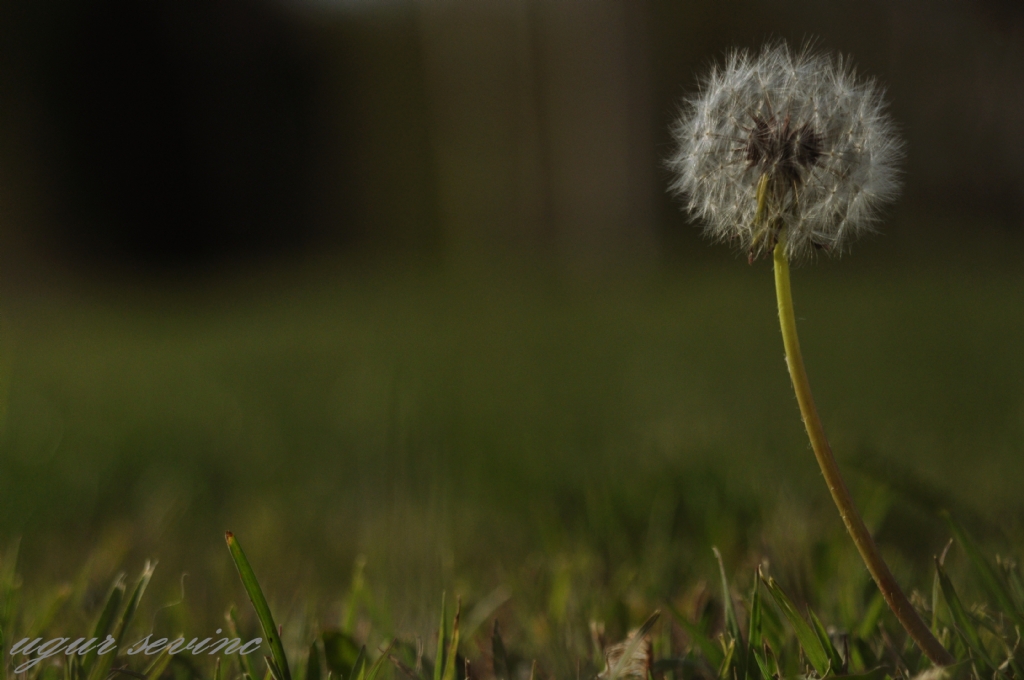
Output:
[2, 234, 1023, 678]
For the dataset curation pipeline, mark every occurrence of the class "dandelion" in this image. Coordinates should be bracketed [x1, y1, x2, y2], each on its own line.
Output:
[668, 42, 902, 263]
[668, 44, 955, 667]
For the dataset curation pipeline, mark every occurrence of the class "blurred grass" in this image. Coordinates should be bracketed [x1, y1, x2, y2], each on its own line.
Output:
[0, 249, 1022, 651]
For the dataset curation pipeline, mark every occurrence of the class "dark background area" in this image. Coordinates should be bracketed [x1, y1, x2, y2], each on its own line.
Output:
[0, 0, 1022, 280]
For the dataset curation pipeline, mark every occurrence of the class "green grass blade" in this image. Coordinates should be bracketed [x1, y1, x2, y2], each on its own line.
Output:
[115, 561, 155, 647]
[225, 532, 291, 680]
[143, 648, 174, 680]
[809, 609, 844, 673]
[86, 562, 155, 680]
[81, 573, 125, 677]
[307, 642, 322, 680]
[759, 573, 830, 677]
[351, 646, 367, 680]
[931, 568, 943, 636]
[934, 558, 996, 677]
[746, 577, 763, 680]
[752, 641, 779, 680]
[943, 512, 1024, 627]
[716, 636, 736, 680]
[65, 652, 78, 680]
[267, 657, 287, 680]
[750, 644, 771, 680]
[433, 594, 447, 680]
[229, 606, 260, 680]
[713, 548, 743, 646]
[365, 640, 396, 680]
[713, 548, 745, 680]
[440, 599, 460, 680]
[342, 557, 367, 636]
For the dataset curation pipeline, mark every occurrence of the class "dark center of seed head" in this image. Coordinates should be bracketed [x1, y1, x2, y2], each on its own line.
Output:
[745, 113, 823, 186]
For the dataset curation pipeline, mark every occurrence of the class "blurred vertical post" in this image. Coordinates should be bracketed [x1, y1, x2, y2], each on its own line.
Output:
[416, 0, 656, 268]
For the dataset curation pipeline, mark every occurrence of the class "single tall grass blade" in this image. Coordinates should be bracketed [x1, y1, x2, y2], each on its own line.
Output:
[750, 645, 771, 680]
[746, 578, 764, 680]
[433, 594, 447, 680]
[751, 640, 780, 680]
[758, 571, 830, 677]
[225, 532, 292, 680]
[229, 606, 259, 680]
[440, 599, 461, 680]
[930, 569, 943, 637]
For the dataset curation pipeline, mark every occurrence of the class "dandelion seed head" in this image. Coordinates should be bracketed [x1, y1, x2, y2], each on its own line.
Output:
[668, 42, 903, 262]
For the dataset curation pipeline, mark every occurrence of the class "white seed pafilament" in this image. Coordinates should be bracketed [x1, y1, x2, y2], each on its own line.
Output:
[668, 43, 903, 262]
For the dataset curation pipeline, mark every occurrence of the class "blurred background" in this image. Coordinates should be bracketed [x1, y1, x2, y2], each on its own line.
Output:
[0, 0, 1023, 640]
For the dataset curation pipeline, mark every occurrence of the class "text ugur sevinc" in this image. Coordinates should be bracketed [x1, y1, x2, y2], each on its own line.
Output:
[10, 630, 263, 673]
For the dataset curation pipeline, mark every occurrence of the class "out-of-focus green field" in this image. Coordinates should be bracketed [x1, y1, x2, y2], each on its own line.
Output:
[1, 239, 1023, 667]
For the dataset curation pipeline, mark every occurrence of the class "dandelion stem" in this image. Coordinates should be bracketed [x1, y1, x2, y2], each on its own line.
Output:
[772, 232, 954, 667]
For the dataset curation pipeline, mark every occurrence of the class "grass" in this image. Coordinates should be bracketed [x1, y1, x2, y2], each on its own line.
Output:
[0, 246, 1023, 679]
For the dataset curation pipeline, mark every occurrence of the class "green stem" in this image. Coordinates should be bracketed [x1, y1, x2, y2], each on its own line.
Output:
[772, 233, 954, 667]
